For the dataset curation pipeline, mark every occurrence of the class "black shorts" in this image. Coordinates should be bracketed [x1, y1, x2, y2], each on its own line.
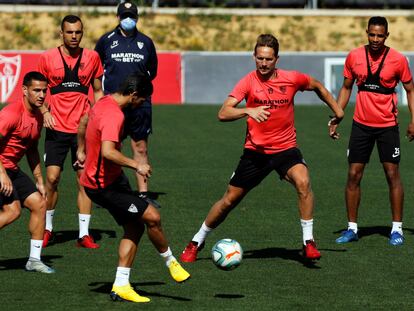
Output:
[0, 169, 37, 207]
[122, 105, 152, 142]
[348, 121, 401, 164]
[44, 129, 78, 170]
[84, 172, 149, 226]
[229, 148, 307, 190]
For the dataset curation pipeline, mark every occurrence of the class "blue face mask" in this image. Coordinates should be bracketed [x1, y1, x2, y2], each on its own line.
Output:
[120, 17, 137, 31]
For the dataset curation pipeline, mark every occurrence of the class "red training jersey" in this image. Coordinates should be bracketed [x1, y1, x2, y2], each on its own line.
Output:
[0, 99, 43, 171]
[80, 95, 124, 189]
[344, 46, 412, 127]
[38, 47, 104, 133]
[230, 69, 310, 154]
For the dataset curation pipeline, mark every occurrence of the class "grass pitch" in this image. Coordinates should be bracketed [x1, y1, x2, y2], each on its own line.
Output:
[1, 105, 414, 311]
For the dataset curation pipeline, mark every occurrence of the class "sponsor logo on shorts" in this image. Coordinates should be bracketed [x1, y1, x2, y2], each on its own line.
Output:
[128, 204, 138, 213]
[392, 147, 400, 158]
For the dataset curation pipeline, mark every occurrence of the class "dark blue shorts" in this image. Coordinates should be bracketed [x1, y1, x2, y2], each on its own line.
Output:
[122, 105, 152, 142]
[0, 168, 37, 207]
[347, 121, 401, 164]
[229, 148, 307, 190]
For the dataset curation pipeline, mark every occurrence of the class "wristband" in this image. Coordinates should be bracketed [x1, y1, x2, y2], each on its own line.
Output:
[328, 116, 338, 126]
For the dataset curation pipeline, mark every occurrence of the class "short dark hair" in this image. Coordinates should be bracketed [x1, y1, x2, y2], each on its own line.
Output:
[61, 15, 83, 31]
[254, 34, 279, 57]
[23, 71, 47, 87]
[368, 16, 388, 33]
[116, 72, 153, 98]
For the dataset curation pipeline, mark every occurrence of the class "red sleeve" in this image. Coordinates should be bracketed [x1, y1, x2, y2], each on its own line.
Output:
[399, 55, 412, 84]
[293, 71, 311, 92]
[92, 52, 104, 79]
[0, 108, 18, 138]
[343, 52, 354, 80]
[229, 74, 251, 102]
[100, 113, 123, 143]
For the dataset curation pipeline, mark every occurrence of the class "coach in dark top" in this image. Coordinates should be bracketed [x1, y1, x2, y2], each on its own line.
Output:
[95, 1, 159, 207]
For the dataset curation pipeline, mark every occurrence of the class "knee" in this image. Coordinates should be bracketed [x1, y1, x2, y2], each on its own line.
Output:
[46, 173, 60, 189]
[143, 209, 161, 228]
[295, 178, 312, 198]
[3, 203, 21, 223]
[9, 207, 21, 222]
[37, 198, 47, 216]
[347, 169, 363, 186]
[385, 169, 401, 187]
[132, 141, 148, 157]
[221, 196, 235, 209]
[28, 196, 47, 216]
[221, 191, 242, 210]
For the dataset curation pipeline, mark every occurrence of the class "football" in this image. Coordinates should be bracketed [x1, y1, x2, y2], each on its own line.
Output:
[211, 239, 243, 271]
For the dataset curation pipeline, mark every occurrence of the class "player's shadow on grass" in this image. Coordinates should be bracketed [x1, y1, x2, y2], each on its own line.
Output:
[0, 255, 62, 271]
[242, 247, 321, 269]
[214, 294, 245, 299]
[334, 225, 393, 239]
[89, 281, 192, 301]
[48, 229, 116, 246]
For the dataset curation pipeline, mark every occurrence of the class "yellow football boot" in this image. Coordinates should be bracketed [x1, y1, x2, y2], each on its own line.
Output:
[110, 284, 150, 303]
[168, 259, 190, 283]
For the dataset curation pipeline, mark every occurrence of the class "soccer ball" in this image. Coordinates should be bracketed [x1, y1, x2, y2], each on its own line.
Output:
[211, 239, 243, 271]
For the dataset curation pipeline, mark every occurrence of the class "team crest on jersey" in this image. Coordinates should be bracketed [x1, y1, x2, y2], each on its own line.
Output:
[279, 86, 287, 94]
[137, 41, 144, 49]
[111, 40, 119, 49]
[0, 54, 21, 103]
[267, 87, 273, 94]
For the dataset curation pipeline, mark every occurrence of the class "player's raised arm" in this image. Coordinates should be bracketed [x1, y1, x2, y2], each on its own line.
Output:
[308, 76, 344, 122]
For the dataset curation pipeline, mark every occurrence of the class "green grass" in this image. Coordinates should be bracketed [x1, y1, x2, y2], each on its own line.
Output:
[1, 105, 414, 310]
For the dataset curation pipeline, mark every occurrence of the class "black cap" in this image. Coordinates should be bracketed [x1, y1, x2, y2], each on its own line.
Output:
[117, 2, 138, 19]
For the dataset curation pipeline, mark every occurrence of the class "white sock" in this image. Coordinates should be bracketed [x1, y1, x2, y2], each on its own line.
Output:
[45, 210, 55, 232]
[79, 214, 91, 238]
[301, 219, 314, 245]
[192, 221, 213, 246]
[159, 247, 175, 267]
[29, 239, 43, 261]
[348, 222, 358, 233]
[391, 222, 403, 234]
[114, 267, 131, 286]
